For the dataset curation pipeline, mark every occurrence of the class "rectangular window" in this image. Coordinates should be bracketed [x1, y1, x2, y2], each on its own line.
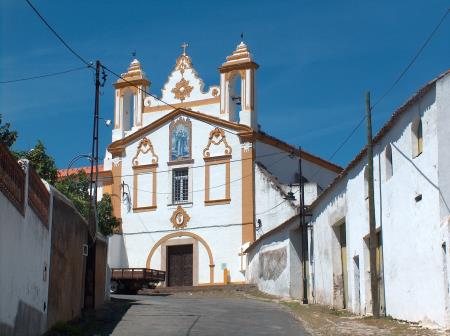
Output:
[172, 168, 189, 204]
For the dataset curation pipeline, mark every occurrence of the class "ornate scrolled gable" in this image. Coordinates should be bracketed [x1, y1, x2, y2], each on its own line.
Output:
[132, 137, 159, 166]
[203, 128, 232, 158]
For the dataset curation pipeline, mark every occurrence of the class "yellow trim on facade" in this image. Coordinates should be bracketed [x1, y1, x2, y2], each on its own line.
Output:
[132, 164, 158, 212]
[241, 144, 255, 244]
[146, 231, 215, 284]
[144, 97, 220, 113]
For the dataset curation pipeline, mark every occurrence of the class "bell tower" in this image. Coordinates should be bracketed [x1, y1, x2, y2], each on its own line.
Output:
[112, 58, 150, 141]
[219, 42, 259, 129]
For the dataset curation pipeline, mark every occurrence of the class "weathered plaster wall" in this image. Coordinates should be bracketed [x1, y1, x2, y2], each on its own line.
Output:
[0, 190, 51, 336]
[246, 217, 302, 298]
[311, 77, 450, 328]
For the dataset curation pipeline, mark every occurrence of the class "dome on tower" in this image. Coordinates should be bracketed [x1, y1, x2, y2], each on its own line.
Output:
[221, 41, 255, 67]
[116, 58, 149, 84]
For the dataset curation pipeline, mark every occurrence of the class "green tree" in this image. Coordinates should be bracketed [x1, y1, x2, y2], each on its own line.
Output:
[55, 170, 91, 218]
[97, 193, 120, 236]
[56, 170, 120, 236]
[0, 114, 18, 147]
[16, 140, 58, 184]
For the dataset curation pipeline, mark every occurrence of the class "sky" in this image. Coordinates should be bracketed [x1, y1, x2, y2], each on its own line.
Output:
[1, 0, 449, 169]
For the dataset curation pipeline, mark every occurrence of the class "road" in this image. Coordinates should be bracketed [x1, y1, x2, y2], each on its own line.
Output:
[97, 294, 310, 336]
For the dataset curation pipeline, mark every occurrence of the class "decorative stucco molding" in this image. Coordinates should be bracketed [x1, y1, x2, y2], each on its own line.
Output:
[203, 128, 232, 158]
[170, 205, 191, 229]
[132, 137, 158, 166]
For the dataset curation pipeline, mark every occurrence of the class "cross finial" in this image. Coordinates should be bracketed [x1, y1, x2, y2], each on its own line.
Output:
[132, 50, 136, 58]
[181, 42, 189, 55]
[240, 32, 244, 41]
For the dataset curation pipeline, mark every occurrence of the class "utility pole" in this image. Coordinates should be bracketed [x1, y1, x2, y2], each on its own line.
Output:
[88, 60, 101, 234]
[299, 146, 308, 304]
[366, 91, 379, 318]
[85, 60, 101, 310]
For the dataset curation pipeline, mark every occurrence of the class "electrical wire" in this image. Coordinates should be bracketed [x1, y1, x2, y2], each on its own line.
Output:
[24, 0, 92, 67]
[307, 7, 449, 181]
[124, 152, 289, 195]
[64, 150, 288, 182]
[121, 221, 255, 236]
[371, 7, 450, 110]
[0, 65, 91, 84]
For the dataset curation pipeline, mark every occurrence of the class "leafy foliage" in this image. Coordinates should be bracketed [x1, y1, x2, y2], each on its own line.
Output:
[16, 140, 58, 184]
[56, 170, 119, 236]
[1, 115, 118, 236]
[0, 114, 18, 148]
[97, 193, 120, 236]
[55, 170, 91, 218]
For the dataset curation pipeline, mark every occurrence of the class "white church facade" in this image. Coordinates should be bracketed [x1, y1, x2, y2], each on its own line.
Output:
[99, 42, 342, 287]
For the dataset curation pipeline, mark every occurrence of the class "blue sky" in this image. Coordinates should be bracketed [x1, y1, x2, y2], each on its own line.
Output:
[1, 0, 449, 169]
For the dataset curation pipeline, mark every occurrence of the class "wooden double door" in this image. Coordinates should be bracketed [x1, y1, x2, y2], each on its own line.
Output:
[167, 244, 193, 287]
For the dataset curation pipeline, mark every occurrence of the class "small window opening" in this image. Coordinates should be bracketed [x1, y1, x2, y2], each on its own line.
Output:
[364, 167, 369, 200]
[385, 144, 393, 180]
[412, 117, 423, 158]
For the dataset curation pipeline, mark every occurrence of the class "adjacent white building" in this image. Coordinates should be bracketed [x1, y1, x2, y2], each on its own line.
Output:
[101, 42, 341, 287]
[246, 69, 450, 329]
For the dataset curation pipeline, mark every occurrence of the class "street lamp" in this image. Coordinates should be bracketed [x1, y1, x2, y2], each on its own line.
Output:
[66, 154, 93, 177]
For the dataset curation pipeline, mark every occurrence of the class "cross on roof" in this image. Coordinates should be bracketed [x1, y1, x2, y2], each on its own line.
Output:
[181, 42, 189, 55]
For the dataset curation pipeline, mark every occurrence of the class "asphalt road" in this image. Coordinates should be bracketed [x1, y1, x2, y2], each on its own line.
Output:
[104, 294, 310, 336]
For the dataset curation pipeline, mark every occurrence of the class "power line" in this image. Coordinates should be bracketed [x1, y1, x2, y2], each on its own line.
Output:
[120, 152, 289, 195]
[371, 7, 450, 109]
[64, 150, 288, 182]
[25, 0, 92, 67]
[308, 7, 449, 179]
[121, 221, 255, 236]
[0, 65, 91, 84]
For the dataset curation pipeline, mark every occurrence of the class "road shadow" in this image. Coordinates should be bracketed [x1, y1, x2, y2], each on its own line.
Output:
[44, 297, 139, 336]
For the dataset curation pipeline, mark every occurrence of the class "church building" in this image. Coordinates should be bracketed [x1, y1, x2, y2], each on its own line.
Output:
[100, 41, 342, 287]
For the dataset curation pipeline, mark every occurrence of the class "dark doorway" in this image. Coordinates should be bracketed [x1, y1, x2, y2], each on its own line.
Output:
[167, 244, 193, 287]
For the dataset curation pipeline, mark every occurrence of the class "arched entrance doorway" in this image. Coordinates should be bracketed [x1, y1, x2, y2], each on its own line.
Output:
[146, 231, 215, 285]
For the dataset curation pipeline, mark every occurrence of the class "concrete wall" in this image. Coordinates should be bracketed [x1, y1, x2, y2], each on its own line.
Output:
[95, 237, 108, 309]
[46, 190, 89, 328]
[0, 187, 51, 336]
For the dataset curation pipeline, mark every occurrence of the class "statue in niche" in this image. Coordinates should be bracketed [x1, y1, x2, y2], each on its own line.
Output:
[171, 123, 190, 161]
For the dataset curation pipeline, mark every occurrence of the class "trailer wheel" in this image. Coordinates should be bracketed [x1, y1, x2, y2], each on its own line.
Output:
[110, 280, 119, 294]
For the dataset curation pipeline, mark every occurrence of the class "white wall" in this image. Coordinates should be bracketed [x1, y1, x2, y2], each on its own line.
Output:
[246, 217, 302, 298]
[310, 77, 450, 328]
[0, 183, 51, 336]
[108, 115, 248, 284]
[254, 163, 297, 237]
[255, 140, 338, 189]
